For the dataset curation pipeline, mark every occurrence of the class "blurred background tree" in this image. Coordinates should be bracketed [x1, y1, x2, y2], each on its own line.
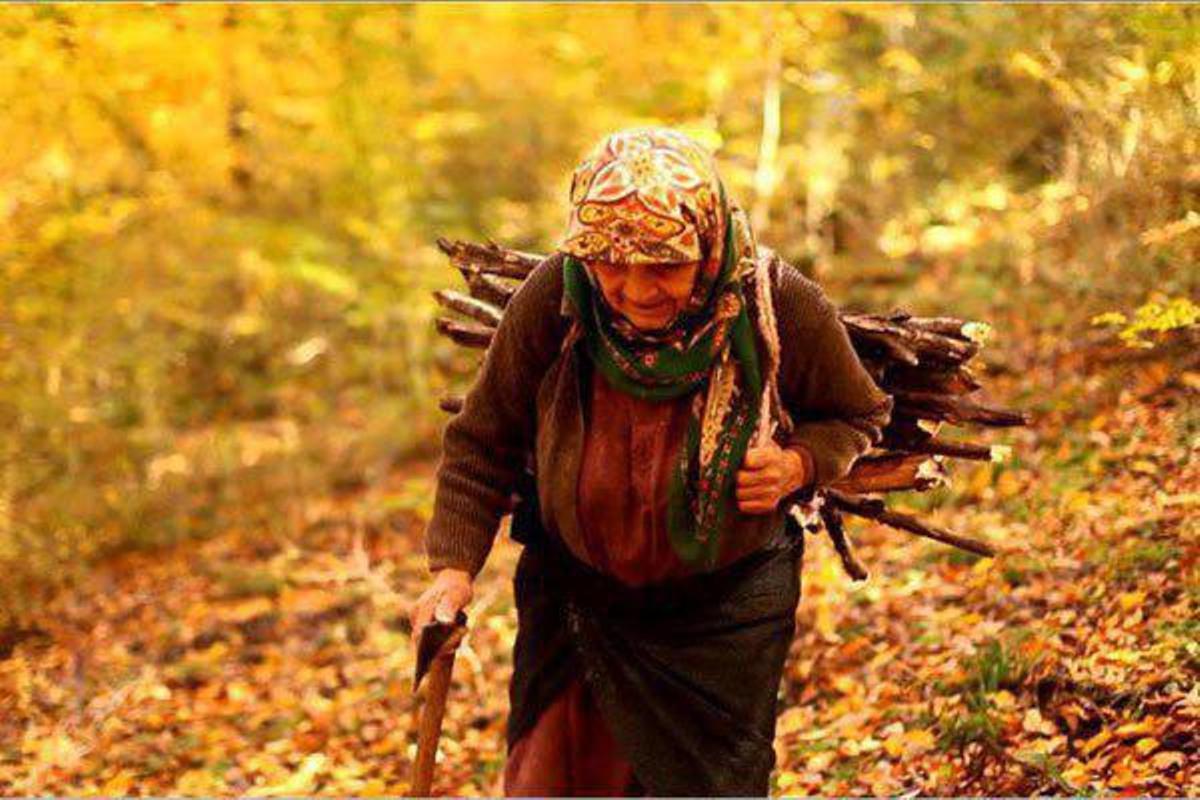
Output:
[1, 4, 1195, 626]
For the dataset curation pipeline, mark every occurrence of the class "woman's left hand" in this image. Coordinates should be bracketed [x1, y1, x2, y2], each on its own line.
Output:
[735, 443, 812, 514]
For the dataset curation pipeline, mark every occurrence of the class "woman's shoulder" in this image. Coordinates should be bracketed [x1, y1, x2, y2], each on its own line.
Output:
[517, 250, 567, 304]
[497, 251, 572, 359]
[761, 249, 839, 334]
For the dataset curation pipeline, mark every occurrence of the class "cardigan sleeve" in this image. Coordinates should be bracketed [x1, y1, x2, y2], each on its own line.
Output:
[771, 263, 893, 488]
[423, 255, 566, 578]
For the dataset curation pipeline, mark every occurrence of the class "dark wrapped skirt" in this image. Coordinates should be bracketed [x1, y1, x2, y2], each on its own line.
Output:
[507, 498, 805, 797]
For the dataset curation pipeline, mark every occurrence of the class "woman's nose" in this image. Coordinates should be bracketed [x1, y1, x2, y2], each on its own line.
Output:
[623, 268, 663, 304]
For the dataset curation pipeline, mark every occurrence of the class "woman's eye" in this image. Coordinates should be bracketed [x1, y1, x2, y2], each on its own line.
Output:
[656, 262, 692, 276]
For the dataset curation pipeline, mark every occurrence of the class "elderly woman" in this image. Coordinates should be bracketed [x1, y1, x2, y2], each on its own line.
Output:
[411, 127, 892, 796]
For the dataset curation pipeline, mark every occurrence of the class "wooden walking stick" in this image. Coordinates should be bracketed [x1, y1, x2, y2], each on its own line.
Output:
[410, 611, 467, 797]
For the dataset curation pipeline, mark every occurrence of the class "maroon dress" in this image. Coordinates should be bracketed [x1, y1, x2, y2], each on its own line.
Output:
[503, 366, 695, 796]
[503, 360, 817, 796]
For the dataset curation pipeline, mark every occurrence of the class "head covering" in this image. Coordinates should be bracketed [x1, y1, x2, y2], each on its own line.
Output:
[557, 126, 777, 567]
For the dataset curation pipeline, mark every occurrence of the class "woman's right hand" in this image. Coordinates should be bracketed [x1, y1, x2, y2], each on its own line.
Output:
[410, 568, 473, 635]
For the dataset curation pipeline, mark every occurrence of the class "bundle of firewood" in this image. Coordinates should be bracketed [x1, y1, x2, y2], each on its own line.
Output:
[432, 237, 1030, 579]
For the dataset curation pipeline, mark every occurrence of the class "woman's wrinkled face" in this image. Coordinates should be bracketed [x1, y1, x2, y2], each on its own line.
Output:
[586, 258, 701, 332]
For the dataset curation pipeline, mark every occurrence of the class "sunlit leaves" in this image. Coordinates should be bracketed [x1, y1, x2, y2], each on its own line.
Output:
[0, 6, 1195, 792]
[1092, 296, 1200, 349]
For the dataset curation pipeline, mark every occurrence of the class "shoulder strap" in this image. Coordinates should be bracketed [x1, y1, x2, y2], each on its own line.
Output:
[748, 249, 794, 441]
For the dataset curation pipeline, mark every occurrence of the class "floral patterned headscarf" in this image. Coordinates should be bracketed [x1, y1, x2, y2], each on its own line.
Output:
[558, 126, 767, 568]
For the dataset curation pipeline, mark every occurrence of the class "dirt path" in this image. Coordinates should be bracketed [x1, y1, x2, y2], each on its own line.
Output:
[1, 366, 1196, 795]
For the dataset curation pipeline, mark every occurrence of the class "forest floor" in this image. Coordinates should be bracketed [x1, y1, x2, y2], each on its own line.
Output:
[0, 333, 1196, 796]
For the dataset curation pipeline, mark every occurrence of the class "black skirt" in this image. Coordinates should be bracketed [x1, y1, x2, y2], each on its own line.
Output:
[507, 492, 805, 797]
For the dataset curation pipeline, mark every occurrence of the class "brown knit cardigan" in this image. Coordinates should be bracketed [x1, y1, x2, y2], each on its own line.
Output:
[425, 251, 893, 577]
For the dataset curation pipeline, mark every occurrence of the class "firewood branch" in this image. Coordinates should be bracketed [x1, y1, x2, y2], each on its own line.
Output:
[436, 236, 542, 280]
[433, 290, 503, 328]
[435, 317, 494, 349]
[892, 390, 1030, 428]
[833, 453, 948, 494]
[824, 489, 997, 558]
[818, 506, 869, 581]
